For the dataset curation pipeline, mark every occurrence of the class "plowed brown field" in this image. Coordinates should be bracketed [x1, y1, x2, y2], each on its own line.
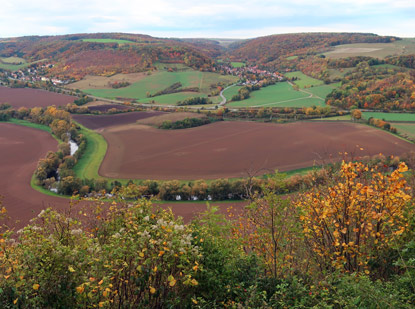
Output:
[86, 104, 131, 112]
[99, 121, 415, 180]
[0, 123, 242, 228]
[72, 111, 165, 129]
[0, 123, 71, 228]
[0, 86, 75, 108]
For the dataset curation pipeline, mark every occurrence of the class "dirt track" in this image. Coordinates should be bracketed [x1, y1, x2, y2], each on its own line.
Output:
[99, 121, 415, 180]
[0, 86, 75, 108]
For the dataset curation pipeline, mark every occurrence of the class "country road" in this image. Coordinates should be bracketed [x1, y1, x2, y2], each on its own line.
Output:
[218, 84, 236, 106]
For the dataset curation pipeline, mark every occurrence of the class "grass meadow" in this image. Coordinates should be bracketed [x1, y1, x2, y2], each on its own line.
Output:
[80, 38, 136, 44]
[285, 71, 324, 88]
[226, 82, 334, 108]
[362, 112, 415, 122]
[84, 70, 237, 105]
[392, 123, 415, 139]
[72, 123, 107, 180]
[231, 62, 245, 68]
[323, 39, 415, 59]
[0, 57, 47, 71]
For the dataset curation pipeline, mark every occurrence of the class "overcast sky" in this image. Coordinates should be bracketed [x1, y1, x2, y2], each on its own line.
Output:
[1, 0, 414, 39]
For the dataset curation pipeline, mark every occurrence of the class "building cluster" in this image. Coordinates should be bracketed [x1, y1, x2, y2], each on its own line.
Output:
[3, 63, 71, 86]
[219, 63, 285, 86]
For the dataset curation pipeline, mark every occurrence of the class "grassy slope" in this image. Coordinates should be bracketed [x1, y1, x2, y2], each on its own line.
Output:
[323, 39, 415, 59]
[222, 85, 242, 101]
[72, 122, 107, 180]
[306, 83, 340, 99]
[227, 82, 306, 107]
[0, 56, 28, 71]
[362, 112, 415, 122]
[80, 38, 136, 44]
[285, 71, 324, 88]
[392, 123, 415, 139]
[227, 82, 330, 108]
[0, 57, 47, 71]
[312, 115, 351, 121]
[231, 62, 245, 68]
[84, 70, 237, 105]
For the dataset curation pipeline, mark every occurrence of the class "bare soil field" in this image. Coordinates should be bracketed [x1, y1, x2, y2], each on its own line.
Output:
[0, 86, 75, 108]
[68, 72, 148, 90]
[72, 111, 166, 129]
[136, 112, 207, 126]
[99, 121, 415, 180]
[0, 123, 71, 228]
[324, 40, 415, 59]
[0, 123, 242, 228]
[87, 104, 132, 112]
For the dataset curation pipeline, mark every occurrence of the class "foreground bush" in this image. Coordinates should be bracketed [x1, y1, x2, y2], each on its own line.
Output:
[0, 200, 200, 308]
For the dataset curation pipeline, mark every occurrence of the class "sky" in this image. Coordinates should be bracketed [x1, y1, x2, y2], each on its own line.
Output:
[1, 0, 414, 39]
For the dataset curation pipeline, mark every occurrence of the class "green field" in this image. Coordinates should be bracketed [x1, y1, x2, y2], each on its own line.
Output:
[305, 83, 339, 99]
[153, 62, 191, 70]
[84, 70, 237, 105]
[222, 85, 242, 101]
[0, 57, 47, 71]
[372, 64, 402, 70]
[231, 62, 245, 68]
[362, 112, 415, 122]
[0, 57, 27, 70]
[327, 67, 354, 80]
[311, 115, 351, 121]
[286, 56, 298, 60]
[226, 81, 337, 108]
[80, 38, 136, 44]
[72, 123, 107, 179]
[227, 82, 328, 108]
[285, 71, 324, 88]
[392, 123, 415, 139]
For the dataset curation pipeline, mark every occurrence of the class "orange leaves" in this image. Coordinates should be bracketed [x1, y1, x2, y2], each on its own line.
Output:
[76, 285, 85, 294]
[297, 161, 411, 273]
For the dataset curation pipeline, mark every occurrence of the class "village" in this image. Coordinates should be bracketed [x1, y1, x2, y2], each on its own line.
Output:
[0, 62, 72, 87]
[218, 61, 285, 86]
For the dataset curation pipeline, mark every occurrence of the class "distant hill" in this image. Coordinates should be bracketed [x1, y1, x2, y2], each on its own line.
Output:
[225, 33, 399, 66]
[0, 33, 214, 79]
[0, 32, 407, 80]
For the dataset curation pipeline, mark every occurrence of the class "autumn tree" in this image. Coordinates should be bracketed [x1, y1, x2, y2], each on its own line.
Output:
[232, 173, 302, 278]
[296, 161, 411, 274]
[351, 109, 362, 121]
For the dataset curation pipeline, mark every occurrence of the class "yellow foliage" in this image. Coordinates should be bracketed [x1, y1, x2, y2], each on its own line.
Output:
[296, 161, 411, 273]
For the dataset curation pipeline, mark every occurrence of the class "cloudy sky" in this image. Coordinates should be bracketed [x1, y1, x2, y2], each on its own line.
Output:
[1, 0, 414, 38]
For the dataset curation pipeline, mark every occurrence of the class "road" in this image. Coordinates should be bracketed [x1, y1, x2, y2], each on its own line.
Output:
[218, 84, 236, 106]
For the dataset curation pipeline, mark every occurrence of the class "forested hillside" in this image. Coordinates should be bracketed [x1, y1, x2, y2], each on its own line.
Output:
[0, 33, 214, 79]
[226, 33, 398, 66]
